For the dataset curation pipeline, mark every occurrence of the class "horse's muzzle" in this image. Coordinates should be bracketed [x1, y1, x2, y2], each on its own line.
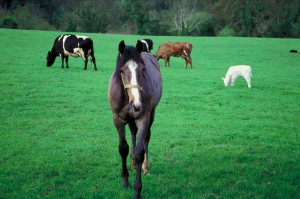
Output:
[130, 101, 141, 112]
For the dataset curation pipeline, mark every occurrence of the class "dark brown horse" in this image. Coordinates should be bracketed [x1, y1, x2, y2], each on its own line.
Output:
[108, 40, 163, 199]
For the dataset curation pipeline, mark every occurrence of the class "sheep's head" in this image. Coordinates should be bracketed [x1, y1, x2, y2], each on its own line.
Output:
[221, 77, 229, 87]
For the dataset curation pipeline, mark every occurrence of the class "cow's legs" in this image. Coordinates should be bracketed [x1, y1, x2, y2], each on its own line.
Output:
[82, 50, 88, 70]
[189, 56, 192, 69]
[61, 55, 65, 69]
[129, 120, 137, 170]
[65, 56, 69, 68]
[184, 58, 188, 69]
[164, 58, 168, 67]
[90, 51, 97, 71]
[113, 113, 129, 188]
[167, 57, 170, 67]
[134, 113, 150, 199]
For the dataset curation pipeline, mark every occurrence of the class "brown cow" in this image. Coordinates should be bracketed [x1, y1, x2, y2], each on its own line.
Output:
[154, 41, 192, 69]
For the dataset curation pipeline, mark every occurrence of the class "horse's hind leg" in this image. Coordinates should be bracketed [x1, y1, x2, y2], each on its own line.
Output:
[129, 120, 137, 170]
[113, 113, 129, 188]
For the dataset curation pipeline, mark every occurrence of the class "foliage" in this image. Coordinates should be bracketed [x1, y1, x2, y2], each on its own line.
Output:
[0, 28, 299, 198]
[218, 26, 236, 37]
[65, 18, 76, 32]
[0, 15, 17, 29]
[0, 0, 299, 37]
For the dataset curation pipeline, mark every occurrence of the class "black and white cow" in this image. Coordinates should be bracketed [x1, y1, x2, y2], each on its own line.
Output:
[46, 34, 97, 70]
[139, 39, 153, 53]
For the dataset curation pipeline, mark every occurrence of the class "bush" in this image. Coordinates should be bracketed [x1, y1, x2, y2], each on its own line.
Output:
[218, 26, 236, 37]
[66, 18, 76, 32]
[13, 5, 35, 29]
[290, 22, 300, 38]
[1, 16, 18, 29]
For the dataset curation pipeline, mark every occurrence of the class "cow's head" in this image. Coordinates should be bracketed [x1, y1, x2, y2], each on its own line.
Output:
[46, 51, 56, 67]
[153, 54, 159, 60]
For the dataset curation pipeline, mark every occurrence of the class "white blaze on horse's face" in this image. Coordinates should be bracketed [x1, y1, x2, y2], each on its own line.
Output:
[128, 60, 142, 111]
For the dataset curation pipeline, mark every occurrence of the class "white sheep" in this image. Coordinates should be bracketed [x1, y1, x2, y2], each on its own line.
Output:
[221, 65, 252, 88]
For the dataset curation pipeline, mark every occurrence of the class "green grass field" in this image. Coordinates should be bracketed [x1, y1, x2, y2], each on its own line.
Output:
[0, 28, 299, 199]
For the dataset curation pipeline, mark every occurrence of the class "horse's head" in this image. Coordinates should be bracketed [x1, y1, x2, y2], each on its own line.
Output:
[46, 51, 56, 67]
[118, 40, 145, 113]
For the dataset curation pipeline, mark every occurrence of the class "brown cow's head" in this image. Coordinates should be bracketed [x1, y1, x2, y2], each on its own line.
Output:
[153, 54, 159, 60]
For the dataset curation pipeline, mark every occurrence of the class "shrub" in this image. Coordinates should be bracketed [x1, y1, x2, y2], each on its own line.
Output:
[218, 26, 236, 37]
[1, 16, 18, 29]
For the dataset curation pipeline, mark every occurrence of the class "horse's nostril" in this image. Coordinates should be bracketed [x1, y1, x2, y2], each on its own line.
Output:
[130, 101, 134, 108]
[134, 104, 140, 112]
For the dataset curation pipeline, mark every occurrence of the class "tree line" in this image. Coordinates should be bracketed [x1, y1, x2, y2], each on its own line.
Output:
[0, 0, 299, 38]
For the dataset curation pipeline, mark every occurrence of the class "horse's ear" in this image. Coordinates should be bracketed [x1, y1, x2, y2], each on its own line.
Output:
[136, 40, 143, 53]
[119, 40, 125, 55]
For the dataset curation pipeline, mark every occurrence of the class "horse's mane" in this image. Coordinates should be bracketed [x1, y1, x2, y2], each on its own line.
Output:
[116, 46, 144, 69]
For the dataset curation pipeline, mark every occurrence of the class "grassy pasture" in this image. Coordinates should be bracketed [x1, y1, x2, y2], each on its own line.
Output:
[0, 28, 299, 198]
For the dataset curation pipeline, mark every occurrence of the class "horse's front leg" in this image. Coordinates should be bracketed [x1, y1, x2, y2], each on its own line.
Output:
[142, 110, 155, 175]
[129, 120, 137, 171]
[142, 129, 151, 175]
[113, 113, 129, 188]
[134, 114, 150, 199]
